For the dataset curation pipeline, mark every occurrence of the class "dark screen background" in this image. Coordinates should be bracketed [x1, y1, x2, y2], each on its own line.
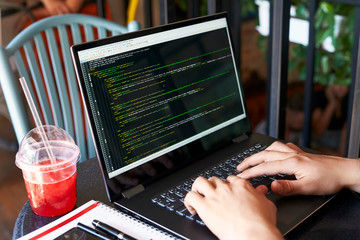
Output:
[82, 28, 244, 173]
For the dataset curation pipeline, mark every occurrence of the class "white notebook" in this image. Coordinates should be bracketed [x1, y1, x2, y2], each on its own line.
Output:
[19, 200, 178, 240]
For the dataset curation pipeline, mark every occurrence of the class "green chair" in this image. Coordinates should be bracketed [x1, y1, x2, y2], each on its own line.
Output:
[0, 14, 140, 161]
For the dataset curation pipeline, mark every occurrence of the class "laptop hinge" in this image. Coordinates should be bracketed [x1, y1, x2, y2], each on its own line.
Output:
[122, 184, 145, 199]
[232, 134, 249, 143]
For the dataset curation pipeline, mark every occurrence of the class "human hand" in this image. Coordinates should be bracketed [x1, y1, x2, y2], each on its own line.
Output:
[325, 85, 337, 103]
[326, 85, 348, 103]
[184, 176, 282, 240]
[41, 0, 71, 15]
[237, 141, 360, 196]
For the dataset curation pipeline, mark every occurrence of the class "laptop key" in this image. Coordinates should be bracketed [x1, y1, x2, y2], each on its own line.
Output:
[184, 180, 194, 186]
[221, 165, 231, 172]
[177, 208, 194, 220]
[185, 212, 196, 221]
[195, 216, 205, 226]
[156, 197, 172, 207]
[174, 188, 187, 198]
[253, 176, 264, 181]
[164, 192, 178, 202]
[249, 178, 258, 186]
[214, 169, 230, 177]
[167, 199, 184, 211]
[151, 197, 160, 204]
[226, 160, 237, 168]
[255, 143, 262, 149]
[253, 177, 273, 189]
[176, 206, 188, 216]
[183, 185, 191, 192]
[269, 176, 278, 181]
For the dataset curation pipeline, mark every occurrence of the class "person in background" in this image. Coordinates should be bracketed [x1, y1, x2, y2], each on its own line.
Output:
[184, 141, 360, 239]
[311, 84, 348, 156]
[31, 0, 86, 18]
[255, 83, 305, 146]
[20, 0, 112, 34]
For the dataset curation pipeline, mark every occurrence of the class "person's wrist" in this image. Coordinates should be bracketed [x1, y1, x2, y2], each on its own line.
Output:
[343, 159, 360, 193]
[239, 222, 283, 240]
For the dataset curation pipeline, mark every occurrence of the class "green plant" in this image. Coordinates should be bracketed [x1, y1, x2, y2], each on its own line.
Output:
[289, 1, 354, 86]
[256, 0, 354, 86]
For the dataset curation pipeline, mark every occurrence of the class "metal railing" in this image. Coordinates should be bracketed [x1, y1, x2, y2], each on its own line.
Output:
[267, 0, 360, 158]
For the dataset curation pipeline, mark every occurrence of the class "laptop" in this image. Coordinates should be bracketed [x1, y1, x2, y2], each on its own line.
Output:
[71, 13, 333, 239]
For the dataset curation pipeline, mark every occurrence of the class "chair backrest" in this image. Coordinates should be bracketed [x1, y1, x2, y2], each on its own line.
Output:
[0, 14, 140, 161]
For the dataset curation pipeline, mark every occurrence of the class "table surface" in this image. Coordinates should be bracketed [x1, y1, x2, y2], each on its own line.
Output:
[13, 158, 360, 240]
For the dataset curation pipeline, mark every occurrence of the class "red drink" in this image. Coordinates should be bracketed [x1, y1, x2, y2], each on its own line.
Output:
[24, 160, 76, 217]
[24, 171, 77, 217]
[15, 126, 80, 217]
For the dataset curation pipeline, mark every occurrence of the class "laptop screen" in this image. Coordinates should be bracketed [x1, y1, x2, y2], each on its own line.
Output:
[72, 13, 251, 200]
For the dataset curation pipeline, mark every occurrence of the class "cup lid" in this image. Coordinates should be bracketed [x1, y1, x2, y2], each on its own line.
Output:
[15, 125, 80, 171]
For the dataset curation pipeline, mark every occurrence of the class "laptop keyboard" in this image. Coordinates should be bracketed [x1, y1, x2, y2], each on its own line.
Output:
[151, 143, 291, 226]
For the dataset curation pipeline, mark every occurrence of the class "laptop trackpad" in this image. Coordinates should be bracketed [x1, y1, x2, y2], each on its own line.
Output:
[270, 193, 333, 235]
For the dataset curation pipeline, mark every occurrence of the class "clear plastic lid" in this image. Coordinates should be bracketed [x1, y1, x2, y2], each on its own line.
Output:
[15, 125, 80, 171]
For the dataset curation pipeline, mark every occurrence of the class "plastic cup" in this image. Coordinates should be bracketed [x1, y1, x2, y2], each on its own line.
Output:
[15, 125, 80, 217]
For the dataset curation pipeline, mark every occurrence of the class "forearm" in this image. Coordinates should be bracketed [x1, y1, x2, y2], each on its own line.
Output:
[312, 103, 337, 136]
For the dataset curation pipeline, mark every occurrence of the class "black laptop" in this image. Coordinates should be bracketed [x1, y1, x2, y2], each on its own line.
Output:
[71, 13, 333, 239]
